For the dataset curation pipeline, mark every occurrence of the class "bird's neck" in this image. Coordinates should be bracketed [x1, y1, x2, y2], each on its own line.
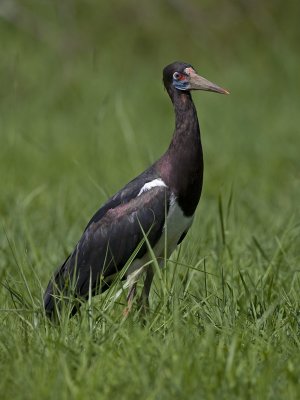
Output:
[157, 88, 204, 216]
[170, 89, 201, 151]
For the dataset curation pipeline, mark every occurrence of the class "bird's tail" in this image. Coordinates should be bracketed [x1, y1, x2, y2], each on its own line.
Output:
[43, 255, 79, 319]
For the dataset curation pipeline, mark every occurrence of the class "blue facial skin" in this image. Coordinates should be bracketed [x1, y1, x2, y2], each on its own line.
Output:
[173, 78, 190, 91]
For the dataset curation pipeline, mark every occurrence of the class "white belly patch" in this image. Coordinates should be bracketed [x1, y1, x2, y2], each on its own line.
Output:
[137, 178, 193, 252]
[113, 189, 193, 299]
[163, 193, 193, 253]
[126, 191, 193, 279]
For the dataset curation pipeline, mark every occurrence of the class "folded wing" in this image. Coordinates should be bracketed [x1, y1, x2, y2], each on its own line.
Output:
[44, 184, 170, 316]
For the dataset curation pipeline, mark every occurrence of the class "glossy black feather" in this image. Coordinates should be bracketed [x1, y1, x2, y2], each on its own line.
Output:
[84, 166, 159, 230]
[44, 185, 170, 316]
[44, 61, 207, 318]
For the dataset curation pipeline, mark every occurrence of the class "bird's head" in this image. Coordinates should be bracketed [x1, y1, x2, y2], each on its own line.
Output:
[163, 61, 229, 95]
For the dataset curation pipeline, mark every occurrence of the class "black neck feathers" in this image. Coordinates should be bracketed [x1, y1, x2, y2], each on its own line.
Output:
[156, 86, 204, 216]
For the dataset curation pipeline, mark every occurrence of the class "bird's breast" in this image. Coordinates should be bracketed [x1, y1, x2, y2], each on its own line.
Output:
[126, 190, 193, 281]
[164, 193, 194, 252]
[137, 178, 193, 252]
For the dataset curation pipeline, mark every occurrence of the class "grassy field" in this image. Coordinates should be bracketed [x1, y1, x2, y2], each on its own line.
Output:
[1, 1, 300, 399]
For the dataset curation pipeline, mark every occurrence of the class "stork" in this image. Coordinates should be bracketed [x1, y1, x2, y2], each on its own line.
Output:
[44, 61, 229, 318]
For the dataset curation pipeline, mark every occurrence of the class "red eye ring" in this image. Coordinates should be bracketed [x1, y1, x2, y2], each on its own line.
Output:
[173, 72, 185, 81]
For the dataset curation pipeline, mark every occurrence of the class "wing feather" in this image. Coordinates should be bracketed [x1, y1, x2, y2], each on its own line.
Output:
[44, 185, 169, 315]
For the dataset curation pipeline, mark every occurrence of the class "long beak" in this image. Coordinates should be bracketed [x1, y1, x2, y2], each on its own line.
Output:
[189, 71, 229, 94]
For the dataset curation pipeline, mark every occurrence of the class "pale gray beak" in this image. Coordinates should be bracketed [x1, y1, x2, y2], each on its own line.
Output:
[186, 68, 229, 94]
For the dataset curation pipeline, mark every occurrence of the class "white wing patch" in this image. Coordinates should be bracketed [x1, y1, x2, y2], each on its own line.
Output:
[138, 178, 167, 196]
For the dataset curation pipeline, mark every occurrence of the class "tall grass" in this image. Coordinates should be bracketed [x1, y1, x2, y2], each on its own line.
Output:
[1, 1, 300, 399]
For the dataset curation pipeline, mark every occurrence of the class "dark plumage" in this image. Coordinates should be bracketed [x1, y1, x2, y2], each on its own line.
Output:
[44, 61, 229, 318]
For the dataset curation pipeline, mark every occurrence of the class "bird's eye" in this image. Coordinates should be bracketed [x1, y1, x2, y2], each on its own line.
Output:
[173, 72, 181, 80]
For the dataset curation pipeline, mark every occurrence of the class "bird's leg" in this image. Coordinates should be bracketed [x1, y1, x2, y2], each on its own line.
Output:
[123, 282, 137, 317]
[138, 266, 154, 314]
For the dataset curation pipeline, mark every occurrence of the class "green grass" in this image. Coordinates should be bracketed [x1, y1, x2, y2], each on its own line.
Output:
[1, 2, 300, 399]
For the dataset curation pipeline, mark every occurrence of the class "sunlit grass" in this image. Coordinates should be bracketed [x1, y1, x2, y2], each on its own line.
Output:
[1, 3, 300, 398]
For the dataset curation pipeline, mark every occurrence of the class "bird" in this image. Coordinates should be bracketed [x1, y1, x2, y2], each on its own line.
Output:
[44, 61, 229, 318]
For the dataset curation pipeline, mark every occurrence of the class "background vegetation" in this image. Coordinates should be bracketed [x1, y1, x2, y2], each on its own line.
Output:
[0, 1, 299, 399]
